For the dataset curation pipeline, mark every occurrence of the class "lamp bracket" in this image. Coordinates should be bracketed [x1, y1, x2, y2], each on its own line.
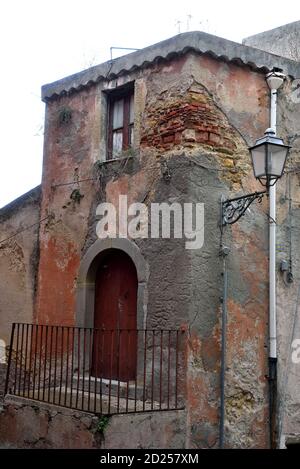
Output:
[221, 190, 267, 226]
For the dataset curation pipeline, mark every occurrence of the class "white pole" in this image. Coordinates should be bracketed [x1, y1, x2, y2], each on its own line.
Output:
[269, 88, 277, 359]
[266, 71, 284, 448]
[266, 72, 285, 360]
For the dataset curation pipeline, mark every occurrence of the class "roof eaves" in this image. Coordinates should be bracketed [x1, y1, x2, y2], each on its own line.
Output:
[41, 31, 300, 101]
[0, 185, 41, 220]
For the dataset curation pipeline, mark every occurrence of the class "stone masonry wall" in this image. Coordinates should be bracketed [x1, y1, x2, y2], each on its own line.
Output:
[0, 396, 186, 449]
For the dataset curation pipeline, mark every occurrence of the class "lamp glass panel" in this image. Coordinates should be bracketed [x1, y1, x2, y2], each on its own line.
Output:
[267, 143, 287, 177]
[251, 146, 265, 178]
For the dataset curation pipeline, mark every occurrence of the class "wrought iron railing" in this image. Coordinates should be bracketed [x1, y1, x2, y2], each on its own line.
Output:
[5, 323, 186, 415]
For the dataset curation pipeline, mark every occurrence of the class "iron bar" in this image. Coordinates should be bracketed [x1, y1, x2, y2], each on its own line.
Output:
[99, 330, 104, 414]
[23, 324, 29, 397]
[88, 328, 92, 412]
[64, 327, 70, 407]
[43, 325, 48, 401]
[27, 324, 33, 399]
[151, 331, 155, 411]
[160, 330, 163, 409]
[14, 324, 20, 395]
[70, 327, 75, 408]
[48, 326, 53, 402]
[167, 330, 171, 410]
[75, 328, 80, 409]
[32, 325, 38, 399]
[93, 329, 98, 414]
[142, 330, 147, 412]
[108, 330, 114, 414]
[126, 330, 130, 413]
[175, 331, 179, 409]
[59, 327, 64, 405]
[134, 329, 138, 413]
[5, 322, 15, 395]
[37, 325, 43, 400]
[117, 330, 121, 414]
[18, 324, 24, 395]
[81, 328, 86, 410]
[53, 326, 58, 405]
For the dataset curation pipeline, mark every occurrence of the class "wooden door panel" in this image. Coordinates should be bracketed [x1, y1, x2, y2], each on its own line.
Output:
[92, 250, 137, 381]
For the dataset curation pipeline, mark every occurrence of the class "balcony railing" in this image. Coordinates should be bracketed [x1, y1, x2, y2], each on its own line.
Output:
[5, 323, 186, 415]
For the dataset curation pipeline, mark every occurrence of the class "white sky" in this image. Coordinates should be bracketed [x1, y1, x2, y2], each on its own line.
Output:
[0, 0, 299, 208]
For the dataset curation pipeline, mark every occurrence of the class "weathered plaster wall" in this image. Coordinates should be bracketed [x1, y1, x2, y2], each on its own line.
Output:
[31, 50, 274, 448]
[35, 88, 101, 325]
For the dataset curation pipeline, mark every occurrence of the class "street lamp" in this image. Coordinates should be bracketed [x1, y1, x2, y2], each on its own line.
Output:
[249, 128, 290, 188]
[221, 129, 290, 226]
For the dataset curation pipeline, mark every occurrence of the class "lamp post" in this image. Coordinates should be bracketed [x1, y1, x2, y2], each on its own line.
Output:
[219, 129, 290, 449]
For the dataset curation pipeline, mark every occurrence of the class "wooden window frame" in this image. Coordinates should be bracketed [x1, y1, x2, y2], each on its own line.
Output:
[107, 84, 134, 160]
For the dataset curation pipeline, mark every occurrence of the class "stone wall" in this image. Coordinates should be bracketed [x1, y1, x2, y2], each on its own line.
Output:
[0, 396, 186, 449]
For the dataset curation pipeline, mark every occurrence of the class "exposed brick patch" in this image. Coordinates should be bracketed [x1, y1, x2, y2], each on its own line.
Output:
[140, 84, 238, 156]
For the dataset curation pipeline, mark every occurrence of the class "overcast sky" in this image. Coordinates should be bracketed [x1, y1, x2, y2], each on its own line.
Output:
[0, 0, 299, 208]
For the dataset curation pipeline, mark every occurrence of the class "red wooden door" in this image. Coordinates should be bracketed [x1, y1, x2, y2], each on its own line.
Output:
[91, 250, 137, 381]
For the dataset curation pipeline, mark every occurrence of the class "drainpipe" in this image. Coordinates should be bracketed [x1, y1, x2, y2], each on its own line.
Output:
[266, 70, 285, 448]
[219, 244, 230, 448]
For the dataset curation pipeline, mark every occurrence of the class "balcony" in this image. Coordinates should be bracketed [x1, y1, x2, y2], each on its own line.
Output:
[5, 324, 186, 415]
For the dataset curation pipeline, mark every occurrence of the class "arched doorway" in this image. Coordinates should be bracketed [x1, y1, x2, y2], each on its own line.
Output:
[91, 249, 138, 381]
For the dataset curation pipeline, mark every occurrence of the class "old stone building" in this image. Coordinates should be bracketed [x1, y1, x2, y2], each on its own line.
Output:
[1, 25, 300, 448]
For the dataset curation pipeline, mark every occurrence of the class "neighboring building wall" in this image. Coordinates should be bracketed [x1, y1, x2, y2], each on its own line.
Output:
[243, 21, 300, 61]
[0, 186, 41, 399]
